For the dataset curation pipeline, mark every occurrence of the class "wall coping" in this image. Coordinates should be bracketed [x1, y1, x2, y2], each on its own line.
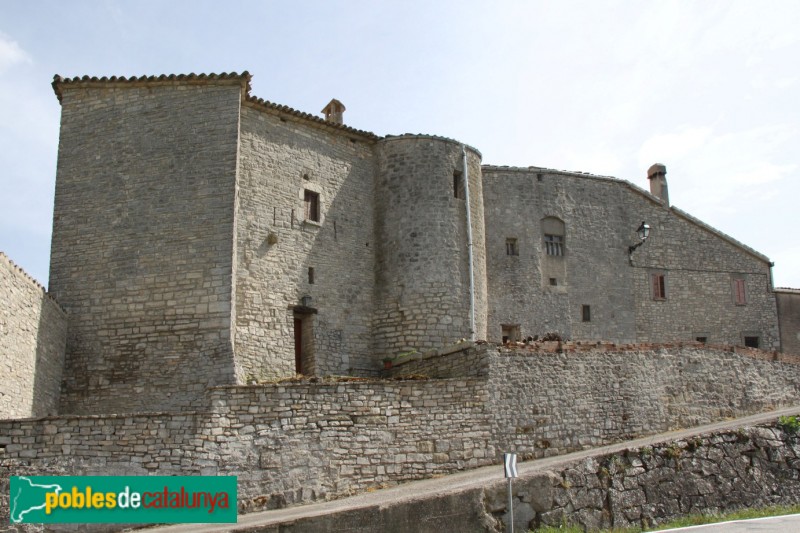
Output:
[0, 251, 64, 313]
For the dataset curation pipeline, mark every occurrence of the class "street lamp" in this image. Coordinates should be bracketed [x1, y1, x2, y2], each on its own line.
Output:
[628, 221, 650, 258]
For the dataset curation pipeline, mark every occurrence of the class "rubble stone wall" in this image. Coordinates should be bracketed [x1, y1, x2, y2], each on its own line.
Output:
[0, 252, 66, 419]
[0, 379, 493, 528]
[485, 422, 800, 532]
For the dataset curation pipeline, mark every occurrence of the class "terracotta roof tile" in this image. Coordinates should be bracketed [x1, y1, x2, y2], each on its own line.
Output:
[52, 71, 252, 102]
[52, 71, 380, 140]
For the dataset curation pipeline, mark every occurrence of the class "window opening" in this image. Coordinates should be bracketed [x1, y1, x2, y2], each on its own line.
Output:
[651, 273, 666, 300]
[696, 337, 707, 343]
[744, 336, 759, 349]
[501, 324, 520, 343]
[308, 267, 315, 284]
[506, 238, 518, 256]
[733, 278, 746, 305]
[582, 305, 591, 322]
[549, 278, 557, 286]
[544, 234, 564, 256]
[304, 190, 320, 222]
[453, 171, 464, 199]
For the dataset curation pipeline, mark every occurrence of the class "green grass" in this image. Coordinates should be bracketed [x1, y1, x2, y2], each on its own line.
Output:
[529, 503, 800, 532]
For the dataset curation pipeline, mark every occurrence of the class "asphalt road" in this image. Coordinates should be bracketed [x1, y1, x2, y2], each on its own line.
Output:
[145, 406, 800, 533]
[654, 513, 800, 532]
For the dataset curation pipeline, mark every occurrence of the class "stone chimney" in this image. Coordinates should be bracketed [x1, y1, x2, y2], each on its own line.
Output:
[647, 163, 669, 206]
[321, 98, 345, 125]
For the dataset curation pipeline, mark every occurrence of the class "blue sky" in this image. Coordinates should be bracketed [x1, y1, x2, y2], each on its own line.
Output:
[1, 0, 799, 288]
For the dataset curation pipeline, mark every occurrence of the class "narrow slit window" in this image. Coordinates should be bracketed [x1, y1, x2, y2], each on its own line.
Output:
[304, 190, 320, 222]
[582, 305, 591, 322]
[733, 278, 746, 305]
[308, 267, 315, 284]
[453, 171, 464, 199]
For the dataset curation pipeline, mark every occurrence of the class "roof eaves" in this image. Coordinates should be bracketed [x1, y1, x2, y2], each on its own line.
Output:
[244, 96, 380, 142]
[52, 72, 252, 103]
[482, 165, 772, 265]
[667, 205, 771, 264]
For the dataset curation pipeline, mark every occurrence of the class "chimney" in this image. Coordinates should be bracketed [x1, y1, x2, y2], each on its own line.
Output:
[321, 98, 345, 125]
[647, 163, 669, 206]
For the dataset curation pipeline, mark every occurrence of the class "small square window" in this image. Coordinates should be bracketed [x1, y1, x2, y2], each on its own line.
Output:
[501, 324, 520, 343]
[304, 190, 320, 222]
[549, 278, 557, 286]
[651, 273, 666, 300]
[744, 336, 759, 348]
[582, 305, 591, 322]
[506, 238, 518, 256]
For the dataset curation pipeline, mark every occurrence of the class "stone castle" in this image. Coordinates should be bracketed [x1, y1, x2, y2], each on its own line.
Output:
[3, 71, 800, 532]
[0, 71, 794, 417]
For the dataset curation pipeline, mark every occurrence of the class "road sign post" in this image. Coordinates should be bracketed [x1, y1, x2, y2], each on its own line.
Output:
[504, 453, 518, 533]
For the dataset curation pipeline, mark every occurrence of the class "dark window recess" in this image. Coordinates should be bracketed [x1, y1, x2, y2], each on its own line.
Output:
[537, 173, 543, 182]
[651, 273, 666, 300]
[308, 267, 315, 284]
[744, 336, 760, 348]
[506, 238, 518, 256]
[582, 305, 591, 322]
[544, 234, 564, 256]
[733, 278, 746, 305]
[304, 190, 320, 222]
[696, 337, 707, 343]
[501, 325, 520, 343]
[549, 278, 557, 286]
[453, 171, 464, 199]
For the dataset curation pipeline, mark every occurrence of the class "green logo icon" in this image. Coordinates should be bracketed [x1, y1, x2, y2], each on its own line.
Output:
[10, 476, 237, 524]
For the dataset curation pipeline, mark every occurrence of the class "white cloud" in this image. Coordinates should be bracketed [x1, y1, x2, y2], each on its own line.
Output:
[730, 163, 795, 186]
[0, 33, 31, 73]
[638, 127, 713, 168]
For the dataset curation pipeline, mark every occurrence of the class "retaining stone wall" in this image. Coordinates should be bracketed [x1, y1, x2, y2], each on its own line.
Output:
[0, 253, 66, 419]
[0, 379, 493, 529]
[386, 341, 489, 378]
[486, 343, 800, 458]
[486, 422, 800, 532]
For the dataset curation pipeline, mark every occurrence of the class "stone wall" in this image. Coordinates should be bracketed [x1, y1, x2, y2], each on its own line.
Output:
[235, 103, 378, 378]
[0, 253, 66, 419]
[49, 77, 244, 414]
[387, 341, 489, 379]
[486, 343, 800, 458]
[777, 289, 800, 355]
[374, 136, 487, 357]
[0, 379, 493, 528]
[485, 422, 800, 532]
[482, 167, 778, 349]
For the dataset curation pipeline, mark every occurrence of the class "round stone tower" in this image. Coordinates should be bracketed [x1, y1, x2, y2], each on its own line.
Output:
[373, 135, 487, 357]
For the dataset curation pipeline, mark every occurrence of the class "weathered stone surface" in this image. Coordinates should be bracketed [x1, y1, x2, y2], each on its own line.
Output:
[0, 253, 67, 419]
[483, 166, 779, 349]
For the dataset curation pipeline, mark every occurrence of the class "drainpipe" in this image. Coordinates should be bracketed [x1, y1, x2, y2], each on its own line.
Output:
[462, 146, 476, 341]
